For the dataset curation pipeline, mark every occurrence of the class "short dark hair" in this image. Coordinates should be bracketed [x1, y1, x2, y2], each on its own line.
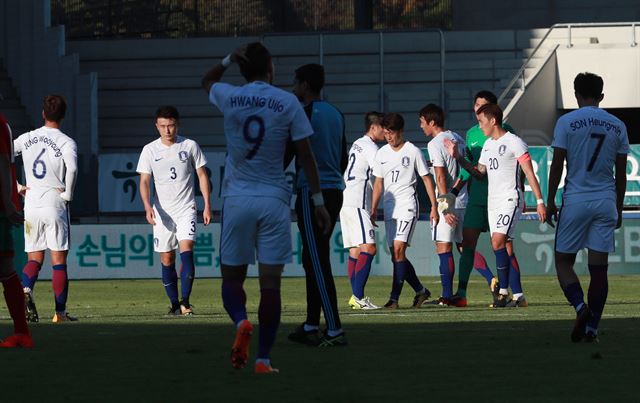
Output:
[364, 111, 384, 132]
[381, 113, 404, 131]
[418, 103, 445, 127]
[155, 105, 180, 122]
[43, 95, 66, 122]
[574, 72, 603, 100]
[295, 63, 325, 93]
[473, 90, 497, 105]
[238, 42, 272, 82]
[476, 103, 503, 126]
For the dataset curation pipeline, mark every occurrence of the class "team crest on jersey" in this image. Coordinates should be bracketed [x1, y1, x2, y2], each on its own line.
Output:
[498, 145, 507, 156]
[401, 156, 410, 167]
[179, 151, 189, 162]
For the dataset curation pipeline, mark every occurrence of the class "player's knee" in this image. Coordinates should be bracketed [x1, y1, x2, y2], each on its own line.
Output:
[160, 252, 176, 266]
[361, 243, 376, 256]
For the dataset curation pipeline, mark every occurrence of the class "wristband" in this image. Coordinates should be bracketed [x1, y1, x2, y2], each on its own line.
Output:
[451, 188, 460, 197]
[312, 192, 325, 206]
[221, 54, 232, 68]
[536, 198, 544, 205]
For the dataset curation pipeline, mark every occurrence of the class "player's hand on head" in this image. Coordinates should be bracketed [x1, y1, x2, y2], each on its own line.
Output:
[314, 205, 331, 235]
[231, 44, 250, 64]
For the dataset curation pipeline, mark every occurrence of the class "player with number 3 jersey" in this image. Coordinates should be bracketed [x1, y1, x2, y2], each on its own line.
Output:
[138, 105, 211, 316]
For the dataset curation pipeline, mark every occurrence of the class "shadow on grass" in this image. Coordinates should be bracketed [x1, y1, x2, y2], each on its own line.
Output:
[1, 317, 638, 403]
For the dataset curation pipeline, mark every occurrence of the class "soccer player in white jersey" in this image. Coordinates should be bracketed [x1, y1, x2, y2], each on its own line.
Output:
[371, 113, 438, 309]
[13, 95, 78, 323]
[547, 72, 629, 343]
[420, 104, 469, 306]
[137, 106, 211, 316]
[446, 103, 547, 307]
[202, 42, 330, 374]
[341, 111, 385, 310]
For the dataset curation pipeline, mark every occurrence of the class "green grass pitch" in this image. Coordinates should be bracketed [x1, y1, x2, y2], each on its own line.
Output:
[1, 275, 638, 402]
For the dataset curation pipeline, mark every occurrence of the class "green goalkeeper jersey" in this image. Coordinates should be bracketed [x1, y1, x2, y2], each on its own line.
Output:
[459, 123, 515, 207]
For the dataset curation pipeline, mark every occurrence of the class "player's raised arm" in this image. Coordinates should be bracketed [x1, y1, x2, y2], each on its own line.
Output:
[201, 44, 249, 93]
[293, 137, 331, 234]
[196, 166, 212, 225]
[444, 138, 486, 180]
[139, 173, 155, 225]
[519, 153, 546, 223]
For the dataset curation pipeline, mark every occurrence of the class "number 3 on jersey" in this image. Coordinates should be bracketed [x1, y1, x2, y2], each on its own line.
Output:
[243, 115, 265, 160]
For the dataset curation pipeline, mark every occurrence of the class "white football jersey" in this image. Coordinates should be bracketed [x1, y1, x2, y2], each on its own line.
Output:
[427, 130, 468, 209]
[478, 132, 528, 206]
[343, 135, 379, 210]
[137, 136, 207, 217]
[373, 141, 431, 219]
[13, 127, 77, 209]
[552, 106, 629, 204]
[209, 81, 313, 203]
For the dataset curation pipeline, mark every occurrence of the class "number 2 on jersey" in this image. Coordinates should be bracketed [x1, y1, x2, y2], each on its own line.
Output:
[243, 115, 265, 160]
[32, 148, 47, 179]
[587, 132, 605, 171]
[346, 153, 356, 181]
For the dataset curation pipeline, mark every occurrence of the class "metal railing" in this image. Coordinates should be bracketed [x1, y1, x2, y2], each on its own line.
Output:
[262, 29, 445, 112]
[498, 22, 640, 106]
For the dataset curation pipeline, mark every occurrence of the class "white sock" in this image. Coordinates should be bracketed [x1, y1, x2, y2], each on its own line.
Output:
[255, 358, 271, 366]
[326, 329, 343, 337]
[303, 324, 319, 332]
[513, 292, 524, 300]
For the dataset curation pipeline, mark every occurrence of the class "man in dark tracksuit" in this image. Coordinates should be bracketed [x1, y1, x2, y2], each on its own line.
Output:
[288, 63, 348, 347]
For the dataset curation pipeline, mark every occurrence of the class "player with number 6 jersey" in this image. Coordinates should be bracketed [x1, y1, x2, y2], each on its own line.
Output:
[13, 95, 78, 323]
[137, 105, 211, 316]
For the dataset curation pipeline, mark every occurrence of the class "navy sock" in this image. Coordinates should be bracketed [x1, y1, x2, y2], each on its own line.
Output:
[403, 259, 424, 293]
[347, 257, 357, 295]
[179, 251, 195, 305]
[562, 281, 585, 311]
[221, 278, 248, 325]
[494, 248, 509, 293]
[438, 252, 454, 298]
[390, 261, 405, 301]
[257, 288, 281, 359]
[587, 264, 608, 330]
[354, 252, 374, 299]
[509, 254, 523, 294]
[161, 263, 179, 306]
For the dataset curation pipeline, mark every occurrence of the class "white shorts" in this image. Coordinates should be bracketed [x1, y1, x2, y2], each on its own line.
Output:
[385, 216, 417, 247]
[555, 199, 617, 253]
[432, 208, 465, 244]
[153, 206, 197, 252]
[339, 207, 376, 248]
[24, 206, 70, 252]
[488, 201, 522, 239]
[220, 196, 291, 266]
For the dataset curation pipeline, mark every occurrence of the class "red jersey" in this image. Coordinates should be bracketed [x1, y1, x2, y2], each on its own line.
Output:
[0, 113, 20, 213]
